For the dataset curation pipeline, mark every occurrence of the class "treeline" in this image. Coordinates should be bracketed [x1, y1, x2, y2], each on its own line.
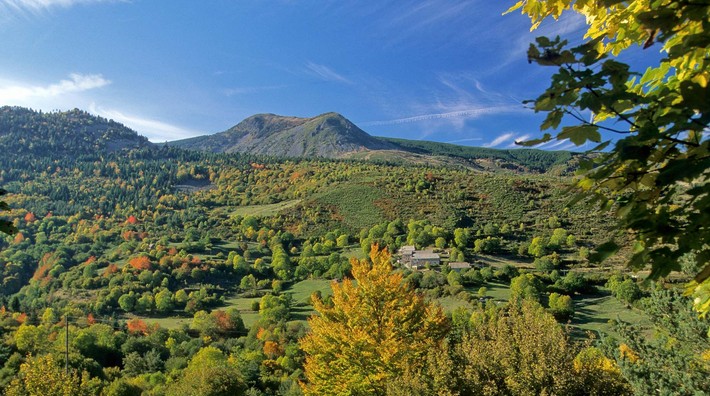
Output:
[381, 137, 575, 172]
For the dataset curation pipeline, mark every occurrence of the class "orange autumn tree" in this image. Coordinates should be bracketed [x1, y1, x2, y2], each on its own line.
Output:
[300, 245, 449, 396]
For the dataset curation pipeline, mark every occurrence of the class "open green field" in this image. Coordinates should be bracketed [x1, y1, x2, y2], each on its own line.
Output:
[477, 254, 534, 270]
[285, 279, 334, 303]
[216, 279, 335, 327]
[570, 294, 650, 338]
[480, 282, 512, 301]
[341, 246, 367, 260]
[135, 275, 648, 339]
[436, 295, 474, 312]
[312, 183, 386, 231]
[138, 316, 191, 330]
[230, 199, 302, 217]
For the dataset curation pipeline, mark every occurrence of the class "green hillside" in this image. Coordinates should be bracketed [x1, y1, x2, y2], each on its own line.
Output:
[0, 106, 152, 157]
[0, 106, 704, 395]
[380, 137, 576, 172]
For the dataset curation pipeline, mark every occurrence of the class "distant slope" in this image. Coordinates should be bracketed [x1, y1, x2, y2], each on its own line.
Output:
[170, 112, 397, 157]
[378, 138, 575, 173]
[0, 106, 152, 157]
[169, 111, 576, 173]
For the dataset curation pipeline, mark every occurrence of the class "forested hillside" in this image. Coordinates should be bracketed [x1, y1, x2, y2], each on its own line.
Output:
[0, 107, 706, 395]
[0, 107, 151, 157]
[168, 110, 577, 173]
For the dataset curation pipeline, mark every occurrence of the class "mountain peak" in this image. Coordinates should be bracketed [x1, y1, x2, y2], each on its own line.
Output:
[170, 112, 395, 157]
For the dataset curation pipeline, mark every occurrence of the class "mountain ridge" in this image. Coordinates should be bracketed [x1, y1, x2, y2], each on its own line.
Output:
[0, 106, 575, 173]
[169, 111, 575, 173]
[170, 112, 398, 157]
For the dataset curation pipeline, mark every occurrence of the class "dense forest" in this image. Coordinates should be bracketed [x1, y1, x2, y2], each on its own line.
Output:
[0, 106, 707, 395]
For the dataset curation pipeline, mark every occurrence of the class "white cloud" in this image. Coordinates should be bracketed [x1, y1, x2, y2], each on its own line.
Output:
[0, 73, 110, 102]
[0, 0, 117, 12]
[446, 137, 483, 144]
[305, 62, 353, 84]
[89, 104, 202, 143]
[503, 11, 587, 66]
[223, 84, 287, 96]
[361, 105, 517, 127]
[534, 138, 572, 150]
[484, 132, 515, 147]
[367, 70, 525, 131]
[507, 134, 530, 147]
[557, 142, 577, 151]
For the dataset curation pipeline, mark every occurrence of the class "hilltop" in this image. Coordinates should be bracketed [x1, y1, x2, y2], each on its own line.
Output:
[0, 106, 575, 173]
[169, 112, 397, 157]
[0, 106, 152, 157]
[169, 111, 576, 173]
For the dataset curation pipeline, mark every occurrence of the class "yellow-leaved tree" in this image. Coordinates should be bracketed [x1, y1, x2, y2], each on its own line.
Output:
[300, 245, 449, 396]
[507, 0, 710, 317]
[5, 354, 95, 396]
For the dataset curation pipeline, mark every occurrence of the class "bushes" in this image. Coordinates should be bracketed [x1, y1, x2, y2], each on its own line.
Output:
[606, 275, 641, 305]
[548, 292, 574, 320]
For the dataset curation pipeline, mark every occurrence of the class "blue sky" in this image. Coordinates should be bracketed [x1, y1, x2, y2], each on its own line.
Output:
[0, 0, 593, 148]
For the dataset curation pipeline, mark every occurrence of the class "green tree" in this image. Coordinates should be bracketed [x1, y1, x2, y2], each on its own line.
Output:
[165, 346, 246, 396]
[604, 289, 709, 395]
[240, 274, 258, 296]
[5, 354, 94, 396]
[259, 293, 291, 323]
[607, 276, 641, 306]
[14, 325, 48, 354]
[548, 292, 574, 320]
[510, 273, 544, 301]
[154, 288, 174, 313]
[453, 227, 470, 249]
[300, 246, 449, 395]
[118, 292, 136, 312]
[336, 234, 349, 248]
[190, 310, 219, 338]
[459, 299, 623, 395]
[527, 236, 547, 258]
[0, 188, 17, 235]
[548, 228, 568, 250]
[508, 0, 710, 316]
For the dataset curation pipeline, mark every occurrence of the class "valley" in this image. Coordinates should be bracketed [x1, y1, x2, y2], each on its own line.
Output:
[0, 106, 706, 395]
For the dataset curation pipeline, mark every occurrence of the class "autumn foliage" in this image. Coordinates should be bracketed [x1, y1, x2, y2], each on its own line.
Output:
[126, 318, 157, 335]
[300, 245, 448, 395]
[5, 354, 93, 396]
[103, 263, 119, 277]
[128, 255, 151, 270]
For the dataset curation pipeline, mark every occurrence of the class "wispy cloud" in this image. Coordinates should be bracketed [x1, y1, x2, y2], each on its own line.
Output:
[89, 104, 201, 143]
[504, 11, 587, 66]
[341, 0, 483, 49]
[484, 132, 539, 148]
[364, 71, 523, 133]
[534, 138, 572, 150]
[361, 105, 517, 127]
[484, 132, 515, 147]
[223, 84, 287, 96]
[0, 0, 119, 18]
[507, 134, 530, 147]
[305, 62, 353, 84]
[0, 73, 110, 101]
[0, 0, 117, 11]
[446, 137, 483, 144]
